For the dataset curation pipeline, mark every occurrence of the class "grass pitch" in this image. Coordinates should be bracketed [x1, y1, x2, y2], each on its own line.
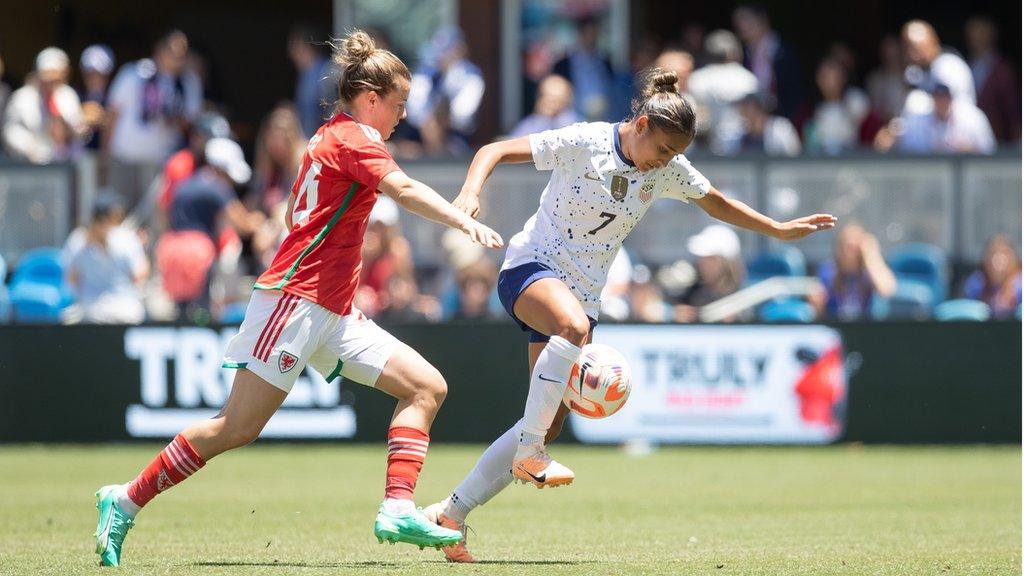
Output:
[0, 444, 1019, 575]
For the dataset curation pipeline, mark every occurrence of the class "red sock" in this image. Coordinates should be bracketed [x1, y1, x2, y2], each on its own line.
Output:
[385, 427, 429, 500]
[126, 434, 206, 508]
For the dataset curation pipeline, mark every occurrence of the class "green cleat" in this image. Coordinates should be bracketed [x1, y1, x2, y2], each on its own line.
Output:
[94, 485, 135, 567]
[373, 505, 463, 550]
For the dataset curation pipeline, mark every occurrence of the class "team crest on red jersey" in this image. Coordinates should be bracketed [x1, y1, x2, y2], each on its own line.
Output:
[279, 351, 298, 373]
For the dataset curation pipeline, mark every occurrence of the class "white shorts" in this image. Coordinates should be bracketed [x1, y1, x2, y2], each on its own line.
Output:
[223, 290, 400, 393]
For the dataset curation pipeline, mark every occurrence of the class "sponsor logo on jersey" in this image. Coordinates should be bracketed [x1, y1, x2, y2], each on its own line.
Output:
[583, 171, 603, 182]
[279, 351, 298, 373]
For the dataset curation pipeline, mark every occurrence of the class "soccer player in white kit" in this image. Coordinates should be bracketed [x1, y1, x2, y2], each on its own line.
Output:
[422, 69, 837, 562]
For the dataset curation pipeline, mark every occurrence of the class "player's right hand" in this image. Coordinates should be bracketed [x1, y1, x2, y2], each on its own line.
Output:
[461, 219, 503, 249]
[453, 190, 481, 218]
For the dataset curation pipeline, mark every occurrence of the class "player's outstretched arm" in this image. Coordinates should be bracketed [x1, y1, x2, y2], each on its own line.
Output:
[378, 170, 503, 249]
[694, 187, 837, 241]
[453, 136, 534, 218]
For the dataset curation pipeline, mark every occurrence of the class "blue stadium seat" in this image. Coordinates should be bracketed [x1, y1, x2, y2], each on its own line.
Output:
[870, 278, 935, 320]
[934, 299, 992, 321]
[9, 282, 64, 324]
[886, 243, 949, 304]
[760, 298, 816, 323]
[746, 246, 807, 285]
[10, 248, 74, 309]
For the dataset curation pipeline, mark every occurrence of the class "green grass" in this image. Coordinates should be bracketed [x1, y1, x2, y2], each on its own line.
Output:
[0, 444, 1019, 575]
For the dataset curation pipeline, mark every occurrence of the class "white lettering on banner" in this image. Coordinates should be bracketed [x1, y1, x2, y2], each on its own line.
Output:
[123, 327, 355, 439]
[572, 325, 847, 445]
[125, 328, 176, 407]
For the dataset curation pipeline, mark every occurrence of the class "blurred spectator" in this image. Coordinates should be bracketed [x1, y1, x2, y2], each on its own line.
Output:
[106, 30, 202, 163]
[679, 23, 710, 69]
[376, 274, 436, 323]
[965, 16, 1021, 143]
[158, 111, 231, 213]
[880, 84, 995, 154]
[406, 27, 485, 156]
[78, 44, 116, 150]
[900, 20, 974, 117]
[653, 49, 694, 95]
[3, 47, 87, 163]
[805, 58, 870, 155]
[814, 224, 896, 320]
[0, 53, 9, 122]
[247, 104, 304, 215]
[600, 248, 632, 321]
[553, 16, 616, 121]
[687, 29, 759, 155]
[962, 235, 1021, 319]
[509, 74, 579, 138]
[737, 92, 802, 156]
[63, 193, 148, 324]
[672, 225, 746, 322]
[733, 4, 804, 122]
[452, 258, 500, 321]
[356, 196, 414, 316]
[288, 25, 336, 138]
[628, 264, 670, 323]
[866, 35, 906, 122]
[157, 138, 261, 322]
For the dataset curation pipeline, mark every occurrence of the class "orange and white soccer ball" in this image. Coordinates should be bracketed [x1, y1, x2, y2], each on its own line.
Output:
[562, 343, 632, 419]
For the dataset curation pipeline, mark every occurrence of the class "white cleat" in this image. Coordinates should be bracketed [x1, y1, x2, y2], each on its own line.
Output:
[512, 447, 575, 489]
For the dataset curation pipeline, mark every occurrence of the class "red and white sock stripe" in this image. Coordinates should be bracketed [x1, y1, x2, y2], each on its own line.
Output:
[253, 294, 299, 362]
[387, 436, 429, 460]
[161, 435, 202, 482]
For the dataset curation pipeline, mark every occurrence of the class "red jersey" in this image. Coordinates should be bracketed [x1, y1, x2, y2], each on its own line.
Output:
[255, 113, 401, 315]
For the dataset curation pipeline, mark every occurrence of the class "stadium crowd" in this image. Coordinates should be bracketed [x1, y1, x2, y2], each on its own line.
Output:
[0, 6, 1019, 325]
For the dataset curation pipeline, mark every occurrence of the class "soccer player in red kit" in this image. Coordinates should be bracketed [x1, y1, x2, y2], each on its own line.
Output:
[93, 30, 503, 567]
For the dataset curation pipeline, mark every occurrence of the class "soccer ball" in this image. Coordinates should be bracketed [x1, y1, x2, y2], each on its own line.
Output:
[562, 343, 632, 419]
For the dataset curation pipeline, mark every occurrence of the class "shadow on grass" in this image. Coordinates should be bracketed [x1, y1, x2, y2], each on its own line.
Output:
[190, 561, 404, 568]
[190, 559, 598, 568]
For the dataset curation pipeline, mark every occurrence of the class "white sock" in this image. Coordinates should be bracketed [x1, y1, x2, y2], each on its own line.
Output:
[382, 498, 416, 516]
[115, 483, 141, 518]
[518, 336, 581, 455]
[446, 420, 521, 522]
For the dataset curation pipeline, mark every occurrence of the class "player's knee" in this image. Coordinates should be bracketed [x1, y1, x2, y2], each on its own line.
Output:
[222, 420, 262, 449]
[414, 368, 447, 409]
[553, 313, 590, 345]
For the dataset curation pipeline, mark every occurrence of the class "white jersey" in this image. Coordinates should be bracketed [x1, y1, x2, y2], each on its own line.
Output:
[504, 121, 710, 318]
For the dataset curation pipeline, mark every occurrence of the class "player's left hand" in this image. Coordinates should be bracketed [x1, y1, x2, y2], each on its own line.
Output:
[773, 214, 838, 240]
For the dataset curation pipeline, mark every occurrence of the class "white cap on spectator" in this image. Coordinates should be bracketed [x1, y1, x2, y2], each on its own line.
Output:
[80, 44, 115, 75]
[204, 138, 251, 185]
[687, 224, 741, 259]
[36, 47, 69, 75]
[369, 195, 400, 226]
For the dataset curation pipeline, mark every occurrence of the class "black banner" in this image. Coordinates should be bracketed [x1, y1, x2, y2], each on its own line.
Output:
[0, 322, 1019, 443]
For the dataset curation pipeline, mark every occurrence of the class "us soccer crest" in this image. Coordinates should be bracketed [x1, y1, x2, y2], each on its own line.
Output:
[610, 175, 629, 201]
[639, 181, 655, 203]
[279, 351, 298, 373]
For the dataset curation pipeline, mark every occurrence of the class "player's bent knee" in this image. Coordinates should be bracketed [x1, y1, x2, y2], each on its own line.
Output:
[553, 314, 590, 345]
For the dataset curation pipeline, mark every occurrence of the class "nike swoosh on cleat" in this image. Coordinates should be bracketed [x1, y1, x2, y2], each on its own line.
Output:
[537, 374, 562, 384]
[519, 466, 546, 483]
